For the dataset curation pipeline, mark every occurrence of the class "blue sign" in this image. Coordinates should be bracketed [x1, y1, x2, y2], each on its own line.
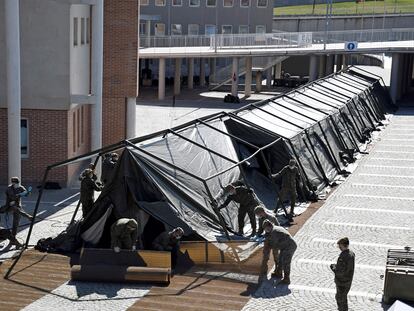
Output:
[345, 41, 358, 51]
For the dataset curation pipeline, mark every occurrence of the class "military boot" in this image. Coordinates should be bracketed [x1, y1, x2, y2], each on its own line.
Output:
[271, 268, 283, 278]
[280, 276, 291, 284]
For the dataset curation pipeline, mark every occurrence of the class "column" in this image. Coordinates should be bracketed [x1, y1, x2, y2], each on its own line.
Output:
[275, 62, 282, 79]
[325, 55, 335, 75]
[309, 55, 318, 81]
[91, 0, 104, 155]
[255, 71, 262, 93]
[266, 65, 272, 88]
[231, 57, 239, 97]
[200, 58, 206, 87]
[318, 55, 327, 78]
[335, 54, 343, 72]
[126, 98, 137, 138]
[5, 0, 21, 180]
[146, 20, 151, 47]
[210, 58, 216, 84]
[245, 56, 252, 98]
[187, 58, 194, 89]
[158, 58, 166, 100]
[342, 54, 348, 68]
[390, 53, 401, 104]
[174, 58, 181, 95]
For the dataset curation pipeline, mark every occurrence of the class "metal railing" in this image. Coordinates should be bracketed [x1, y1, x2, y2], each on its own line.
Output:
[139, 28, 414, 50]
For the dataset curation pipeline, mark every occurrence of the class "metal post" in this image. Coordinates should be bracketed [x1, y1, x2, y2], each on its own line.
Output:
[158, 58, 166, 100]
[231, 57, 239, 97]
[188, 58, 194, 89]
[245, 56, 252, 97]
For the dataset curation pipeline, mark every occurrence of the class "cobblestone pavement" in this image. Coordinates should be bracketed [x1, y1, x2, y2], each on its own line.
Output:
[242, 108, 414, 311]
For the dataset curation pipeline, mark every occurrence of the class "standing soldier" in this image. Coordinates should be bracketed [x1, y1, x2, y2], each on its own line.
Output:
[152, 227, 184, 269]
[254, 206, 280, 236]
[217, 184, 259, 237]
[79, 163, 98, 182]
[101, 153, 117, 184]
[1, 177, 33, 239]
[110, 218, 138, 253]
[272, 159, 303, 221]
[330, 237, 355, 311]
[259, 220, 297, 284]
[80, 169, 103, 218]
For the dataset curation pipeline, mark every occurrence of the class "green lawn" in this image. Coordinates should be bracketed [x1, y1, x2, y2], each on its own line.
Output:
[274, 0, 414, 16]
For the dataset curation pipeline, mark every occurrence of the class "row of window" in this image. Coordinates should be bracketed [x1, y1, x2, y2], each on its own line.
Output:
[143, 23, 266, 36]
[73, 17, 90, 47]
[141, 0, 268, 7]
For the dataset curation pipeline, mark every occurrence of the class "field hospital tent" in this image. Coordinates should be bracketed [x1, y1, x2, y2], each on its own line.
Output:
[30, 67, 395, 252]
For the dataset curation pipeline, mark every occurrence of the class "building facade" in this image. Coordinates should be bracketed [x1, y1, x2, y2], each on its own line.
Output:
[0, 0, 139, 186]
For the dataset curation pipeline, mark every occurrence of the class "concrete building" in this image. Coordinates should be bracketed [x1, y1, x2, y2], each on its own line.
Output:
[0, 0, 139, 186]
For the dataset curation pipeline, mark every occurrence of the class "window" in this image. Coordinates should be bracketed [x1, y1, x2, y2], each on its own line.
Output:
[189, 0, 200, 6]
[257, 0, 267, 7]
[239, 25, 249, 34]
[241, 0, 250, 7]
[140, 23, 147, 35]
[155, 0, 165, 6]
[256, 25, 266, 34]
[188, 24, 199, 36]
[222, 25, 232, 34]
[206, 0, 216, 6]
[172, 0, 182, 6]
[155, 23, 165, 36]
[77, 109, 81, 148]
[73, 17, 78, 46]
[141, 0, 149, 5]
[21, 119, 28, 157]
[81, 18, 85, 45]
[171, 24, 182, 36]
[223, 0, 233, 7]
[72, 112, 76, 152]
[86, 18, 90, 44]
[205, 25, 216, 35]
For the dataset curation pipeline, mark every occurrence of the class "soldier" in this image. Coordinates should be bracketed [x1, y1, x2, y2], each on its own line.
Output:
[80, 169, 103, 218]
[101, 153, 116, 184]
[259, 220, 297, 284]
[272, 159, 303, 221]
[0, 177, 33, 238]
[79, 163, 98, 182]
[254, 206, 280, 236]
[330, 237, 355, 311]
[111, 152, 119, 164]
[0, 226, 23, 248]
[110, 218, 138, 253]
[217, 184, 259, 237]
[152, 227, 184, 268]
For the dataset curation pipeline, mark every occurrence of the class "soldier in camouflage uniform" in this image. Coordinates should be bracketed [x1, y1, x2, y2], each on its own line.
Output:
[259, 220, 297, 284]
[110, 218, 139, 253]
[330, 237, 355, 311]
[254, 206, 280, 236]
[272, 159, 303, 221]
[152, 227, 184, 268]
[217, 184, 260, 236]
[80, 169, 103, 218]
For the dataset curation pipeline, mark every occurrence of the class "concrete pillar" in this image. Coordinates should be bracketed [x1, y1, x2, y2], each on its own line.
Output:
[255, 71, 263, 93]
[309, 55, 319, 81]
[231, 57, 239, 97]
[390, 53, 401, 104]
[174, 58, 181, 95]
[5, 0, 21, 180]
[245, 56, 252, 97]
[266, 67, 272, 88]
[318, 55, 327, 78]
[91, 0, 104, 155]
[210, 58, 216, 83]
[326, 55, 335, 75]
[146, 20, 151, 47]
[187, 58, 194, 89]
[342, 54, 348, 68]
[275, 62, 282, 79]
[126, 98, 137, 138]
[200, 58, 206, 87]
[335, 54, 343, 72]
[158, 58, 166, 100]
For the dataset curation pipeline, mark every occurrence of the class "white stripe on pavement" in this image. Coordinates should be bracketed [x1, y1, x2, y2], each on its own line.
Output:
[312, 238, 404, 249]
[325, 221, 413, 231]
[343, 194, 414, 201]
[374, 150, 414, 154]
[351, 183, 414, 189]
[364, 164, 414, 170]
[297, 259, 384, 271]
[382, 138, 414, 141]
[370, 157, 414, 162]
[360, 173, 414, 179]
[54, 192, 80, 207]
[335, 206, 414, 215]
[287, 285, 379, 300]
[379, 144, 414, 148]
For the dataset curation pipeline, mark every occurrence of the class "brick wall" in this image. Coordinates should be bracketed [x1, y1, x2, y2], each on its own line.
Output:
[103, 0, 139, 145]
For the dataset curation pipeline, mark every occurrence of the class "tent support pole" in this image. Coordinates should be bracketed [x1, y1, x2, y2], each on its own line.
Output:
[340, 71, 375, 87]
[344, 105, 364, 140]
[305, 86, 346, 105]
[365, 90, 385, 119]
[349, 65, 386, 88]
[339, 112, 361, 152]
[283, 94, 334, 114]
[329, 115, 350, 151]
[250, 104, 305, 130]
[361, 92, 383, 122]
[329, 78, 361, 94]
[5, 167, 50, 279]
[269, 99, 318, 122]
[350, 98, 370, 129]
[332, 76, 366, 92]
[303, 131, 330, 184]
[313, 82, 352, 101]
[354, 97, 376, 128]
[317, 122, 342, 173]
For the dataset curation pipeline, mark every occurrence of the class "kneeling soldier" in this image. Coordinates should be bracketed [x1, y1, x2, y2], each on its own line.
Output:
[152, 227, 184, 269]
[259, 220, 297, 284]
[110, 218, 138, 253]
